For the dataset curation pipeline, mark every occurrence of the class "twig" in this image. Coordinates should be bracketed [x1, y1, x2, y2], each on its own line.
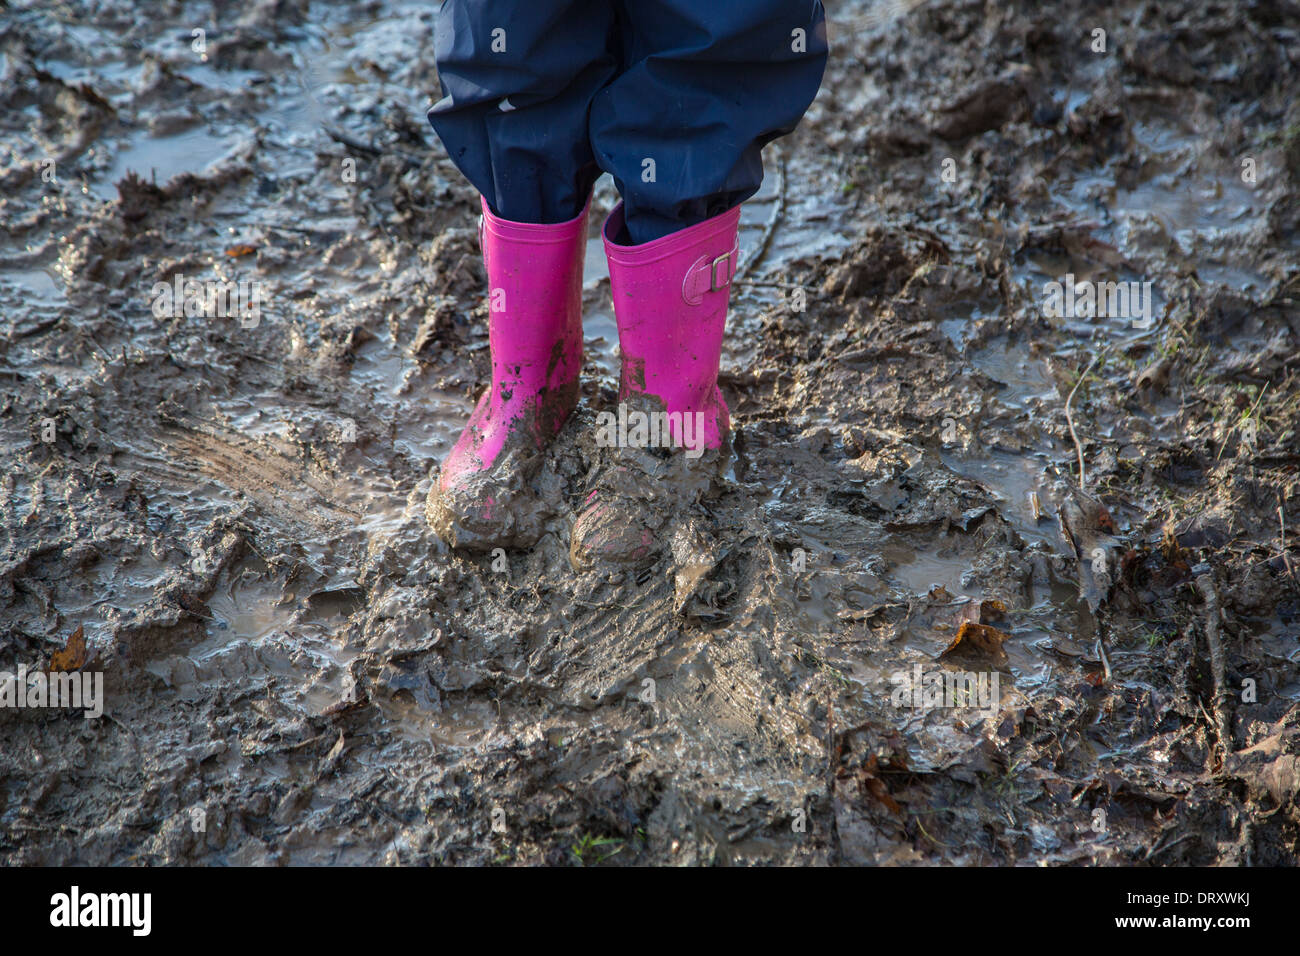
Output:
[1065, 350, 1104, 488]
[1194, 573, 1233, 762]
[1215, 381, 1268, 463]
[1144, 830, 1196, 861]
[1279, 501, 1300, 591]
[1094, 637, 1112, 682]
[825, 688, 836, 798]
[912, 812, 959, 849]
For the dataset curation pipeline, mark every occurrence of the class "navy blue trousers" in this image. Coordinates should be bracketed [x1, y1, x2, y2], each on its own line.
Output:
[428, 1, 828, 244]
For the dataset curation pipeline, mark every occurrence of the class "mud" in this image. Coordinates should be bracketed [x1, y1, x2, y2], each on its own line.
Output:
[2, 0, 1298, 865]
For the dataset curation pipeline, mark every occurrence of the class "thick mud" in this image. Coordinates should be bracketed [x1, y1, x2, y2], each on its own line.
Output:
[2, 0, 1298, 865]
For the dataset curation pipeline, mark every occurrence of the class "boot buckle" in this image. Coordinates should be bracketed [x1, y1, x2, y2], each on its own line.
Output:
[682, 241, 741, 304]
[710, 252, 734, 292]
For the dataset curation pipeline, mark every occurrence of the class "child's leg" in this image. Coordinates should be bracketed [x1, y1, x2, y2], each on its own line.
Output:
[591, 0, 828, 245]
[569, 1, 828, 568]
[428, 0, 617, 224]
[424, 0, 616, 550]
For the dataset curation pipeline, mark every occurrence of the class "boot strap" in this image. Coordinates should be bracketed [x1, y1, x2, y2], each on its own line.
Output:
[682, 241, 740, 305]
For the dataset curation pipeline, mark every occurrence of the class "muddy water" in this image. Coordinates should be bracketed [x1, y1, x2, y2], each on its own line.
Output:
[2, 0, 1298, 866]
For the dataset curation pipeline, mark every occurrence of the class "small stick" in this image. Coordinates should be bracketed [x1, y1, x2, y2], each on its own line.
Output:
[1094, 637, 1112, 682]
[1280, 502, 1300, 591]
[1144, 830, 1196, 862]
[1194, 573, 1233, 760]
[1065, 350, 1103, 488]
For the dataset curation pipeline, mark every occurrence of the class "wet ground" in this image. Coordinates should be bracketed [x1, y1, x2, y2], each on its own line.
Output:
[2, 0, 1298, 865]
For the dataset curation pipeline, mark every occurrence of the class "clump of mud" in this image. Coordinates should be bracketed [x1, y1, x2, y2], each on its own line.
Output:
[1, 0, 1297, 865]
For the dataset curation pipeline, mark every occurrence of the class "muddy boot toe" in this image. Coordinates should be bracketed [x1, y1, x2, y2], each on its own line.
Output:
[569, 486, 661, 570]
[427, 451, 545, 551]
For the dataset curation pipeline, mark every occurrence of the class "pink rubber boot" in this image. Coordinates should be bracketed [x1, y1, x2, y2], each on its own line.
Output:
[570, 202, 740, 569]
[427, 196, 588, 549]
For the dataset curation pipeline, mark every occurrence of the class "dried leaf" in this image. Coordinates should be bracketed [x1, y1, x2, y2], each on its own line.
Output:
[177, 592, 210, 617]
[1095, 503, 1117, 534]
[1060, 231, 1134, 270]
[978, 598, 1007, 624]
[858, 754, 902, 815]
[326, 731, 345, 762]
[1058, 490, 1120, 612]
[49, 625, 88, 673]
[939, 621, 1010, 666]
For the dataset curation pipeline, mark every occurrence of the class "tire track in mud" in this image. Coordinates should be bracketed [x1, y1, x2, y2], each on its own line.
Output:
[129, 413, 361, 539]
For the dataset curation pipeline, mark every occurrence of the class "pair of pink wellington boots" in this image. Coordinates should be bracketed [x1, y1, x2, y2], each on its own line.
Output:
[426, 195, 740, 568]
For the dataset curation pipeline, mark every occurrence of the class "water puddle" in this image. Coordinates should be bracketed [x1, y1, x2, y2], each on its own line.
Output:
[193, 567, 295, 658]
[0, 267, 65, 310]
[350, 336, 466, 461]
[146, 556, 364, 714]
[966, 335, 1058, 407]
[92, 126, 250, 200]
[1050, 116, 1267, 281]
[882, 541, 980, 598]
[1116, 170, 1260, 246]
[1195, 262, 1270, 292]
[375, 694, 503, 748]
[583, 236, 608, 286]
[942, 449, 1056, 545]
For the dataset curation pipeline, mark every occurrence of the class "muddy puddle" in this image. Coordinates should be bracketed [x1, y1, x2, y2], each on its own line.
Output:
[2, 0, 1299, 866]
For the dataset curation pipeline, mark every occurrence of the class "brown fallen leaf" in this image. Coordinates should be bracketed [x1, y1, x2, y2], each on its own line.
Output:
[1058, 489, 1120, 612]
[1060, 231, 1134, 270]
[938, 621, 1010, 666]
[855, 753, 902, 815]
[49, 625, 88, 673]
[1095, 502, 1117, 534]
[929, 66, 1031, 140]
[177, 592, 211, 618]
[1134, 356, 1172, 392]
[1119, 547, 1144, 587]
